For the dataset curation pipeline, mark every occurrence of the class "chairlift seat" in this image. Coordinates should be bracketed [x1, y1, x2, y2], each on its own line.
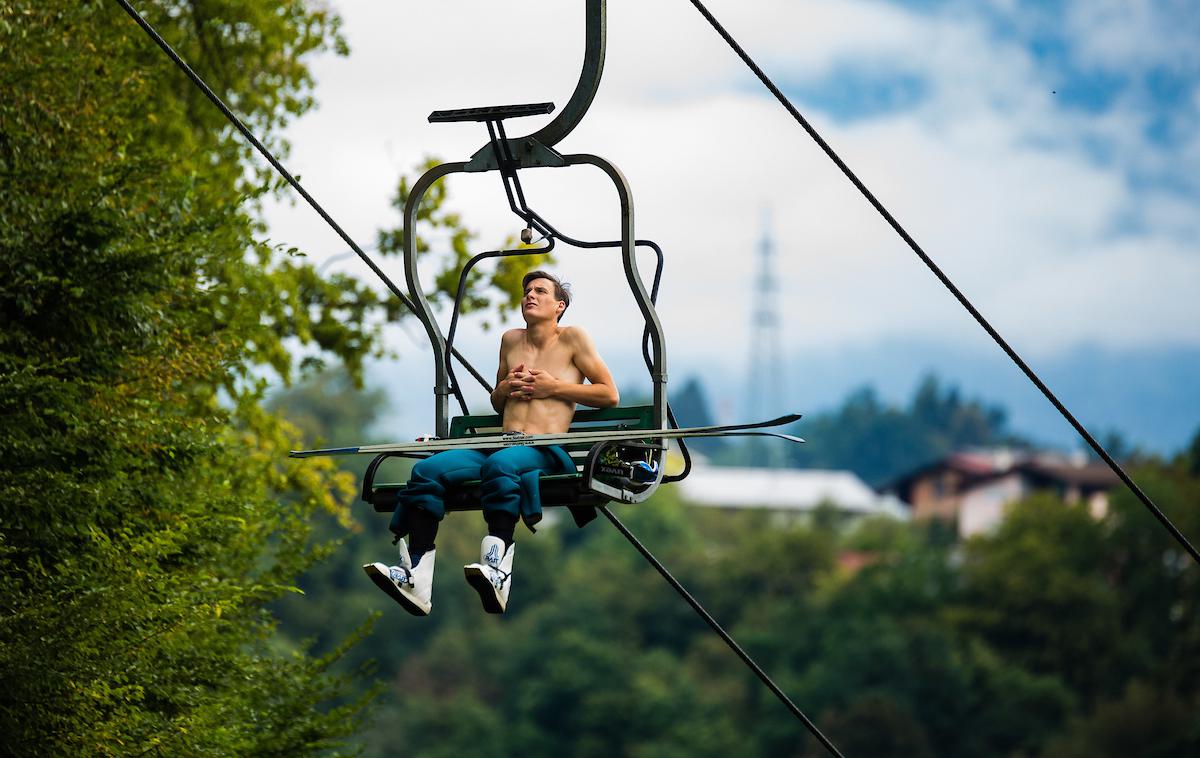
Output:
[364, 404, 658, 514]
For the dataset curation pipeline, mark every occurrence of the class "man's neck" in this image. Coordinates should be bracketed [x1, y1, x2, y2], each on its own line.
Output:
[524, 319, 559, 347]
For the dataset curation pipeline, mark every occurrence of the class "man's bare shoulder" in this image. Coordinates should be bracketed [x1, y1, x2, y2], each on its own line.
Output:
[558, 324, 592, 343]
[559, 325, 602, 359]
[499, 327, 525, 345]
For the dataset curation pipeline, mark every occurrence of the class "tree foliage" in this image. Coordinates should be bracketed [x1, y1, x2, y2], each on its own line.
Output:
[375, 157, 554, 329]
[267, 370, 1198, 757]
[779, 376, 1019, 485]
[669, 376, 727, 456]
[0, 1, 501, 753]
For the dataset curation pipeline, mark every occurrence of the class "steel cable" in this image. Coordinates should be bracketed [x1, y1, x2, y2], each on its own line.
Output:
[598, 505, 844, 757]
[685, 0, 1198, 565]
[115, 1, 828, 750]
[114, 0, 491, 388]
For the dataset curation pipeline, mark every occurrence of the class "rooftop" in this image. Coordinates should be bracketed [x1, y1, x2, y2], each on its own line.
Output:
[677, 465, 908, 517]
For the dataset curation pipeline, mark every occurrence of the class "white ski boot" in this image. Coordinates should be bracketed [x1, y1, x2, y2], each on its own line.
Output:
[363, 539, 435, 616]
[463, 536, 514, 614]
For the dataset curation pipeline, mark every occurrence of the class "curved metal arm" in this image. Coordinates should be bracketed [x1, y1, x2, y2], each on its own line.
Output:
[401, 153, 667, 437]
[563, 153, 668, 431]
[466, 0, 605, 172]
[444, 239, 557, 415]
[529, 0, 605, 148]
[402, 160, 472, 437]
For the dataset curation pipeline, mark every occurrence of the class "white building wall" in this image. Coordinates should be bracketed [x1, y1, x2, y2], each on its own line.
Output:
[677, 466, 908, 518]
[959, 473, 1026, 537]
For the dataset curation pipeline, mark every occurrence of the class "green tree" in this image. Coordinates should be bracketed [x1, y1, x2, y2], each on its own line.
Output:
[0, 1, 498, 753]
[257, 341, 1197, 757]
[954, 494, 1124, 701]
[0, 2, 370, 753]
[955, 473, 1200, 718]
[669, 376, 727, 456]
[1099, 464, 1200, 702]
[1185, 426, 1200, 476]
[783, 377, 1019, 485]
[1040, 681, 1200, 758]
[909, 374, 1008, 452]
[375, 156, 554, 327]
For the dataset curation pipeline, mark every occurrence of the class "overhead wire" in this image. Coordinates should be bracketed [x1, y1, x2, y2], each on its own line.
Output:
[113, 0, 693, 480]
[684, 0, 1199, 566]
[111, 2, 829, 749]
[598, 505, 844, 757]
[112, 0, 491, 390]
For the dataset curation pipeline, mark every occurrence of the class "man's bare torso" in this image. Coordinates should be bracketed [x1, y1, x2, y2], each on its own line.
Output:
[500, 327, 583, 435]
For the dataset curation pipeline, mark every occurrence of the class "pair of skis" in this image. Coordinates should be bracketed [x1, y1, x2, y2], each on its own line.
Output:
[289, 413, 805, 458]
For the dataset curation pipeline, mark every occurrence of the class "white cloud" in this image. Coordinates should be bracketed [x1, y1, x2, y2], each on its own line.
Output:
[1067, 0, 1200, 73]
[262, 0, 1200, 414]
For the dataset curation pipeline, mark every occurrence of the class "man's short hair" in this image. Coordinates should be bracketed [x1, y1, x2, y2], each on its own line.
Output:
[522, 270, 571, 321]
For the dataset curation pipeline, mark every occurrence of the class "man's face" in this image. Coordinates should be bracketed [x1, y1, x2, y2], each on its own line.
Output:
[522, 278, 563, 323]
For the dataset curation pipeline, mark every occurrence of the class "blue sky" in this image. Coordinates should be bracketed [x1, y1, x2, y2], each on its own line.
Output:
[780, 0, 1199, 195]
[263, 0, 1199, 451]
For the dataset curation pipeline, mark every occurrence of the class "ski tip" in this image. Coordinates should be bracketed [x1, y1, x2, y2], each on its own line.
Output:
[289, 447, 361, 458]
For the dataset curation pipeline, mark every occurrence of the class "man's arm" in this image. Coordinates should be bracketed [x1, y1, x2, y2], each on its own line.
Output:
[490, 331, 519, 413]
[520, 327, 619, 408]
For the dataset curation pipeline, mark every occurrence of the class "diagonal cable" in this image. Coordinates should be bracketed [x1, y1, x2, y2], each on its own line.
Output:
[598, 505, 844, 757]
[685, 0, 1198, 566]
[113, 0, 488, 386]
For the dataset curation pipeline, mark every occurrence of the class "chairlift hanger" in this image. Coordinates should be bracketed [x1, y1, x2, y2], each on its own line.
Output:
[307, 0, 805, 511]
[384, 0, 679, 510]
[351, 5, 804, 518]
[112, 0, 800, 534]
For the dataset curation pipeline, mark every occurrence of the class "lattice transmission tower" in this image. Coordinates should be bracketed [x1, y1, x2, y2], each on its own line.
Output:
[746, 210, 787, 468]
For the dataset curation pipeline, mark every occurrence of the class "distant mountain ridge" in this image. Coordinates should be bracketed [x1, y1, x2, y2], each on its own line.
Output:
[674, 340, 1200, 457]
[370, 340, 1199, 460]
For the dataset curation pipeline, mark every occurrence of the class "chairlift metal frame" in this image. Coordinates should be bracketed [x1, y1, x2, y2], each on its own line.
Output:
[405, 0, 667, 440]
[379, 0, 675, 509]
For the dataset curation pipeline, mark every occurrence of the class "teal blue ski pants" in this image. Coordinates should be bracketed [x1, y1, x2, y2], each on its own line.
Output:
[389, 445, 574, 538]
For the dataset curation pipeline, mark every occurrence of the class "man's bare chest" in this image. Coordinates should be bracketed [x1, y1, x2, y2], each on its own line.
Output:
[506, 340, 580, 380]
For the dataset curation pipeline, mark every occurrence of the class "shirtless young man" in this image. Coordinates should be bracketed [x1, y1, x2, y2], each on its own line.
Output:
[364, 270, 619, 616]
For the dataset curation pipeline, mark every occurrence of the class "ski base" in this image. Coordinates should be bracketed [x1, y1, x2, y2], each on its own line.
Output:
[290, 413, 804, 459]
